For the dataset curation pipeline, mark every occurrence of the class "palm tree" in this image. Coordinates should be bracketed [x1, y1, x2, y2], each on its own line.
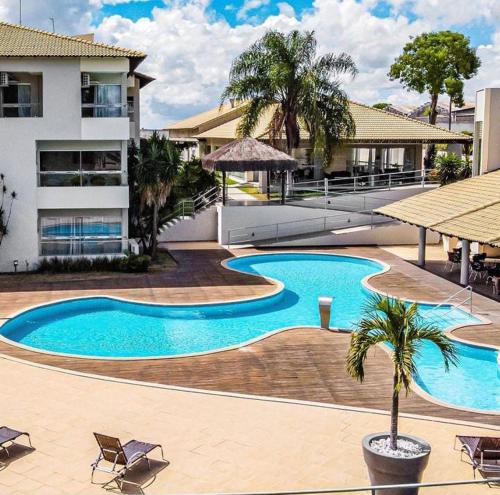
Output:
[347, 294, 458, 451]
[221, 30, 357, 166]
[136, 132, 180, 260]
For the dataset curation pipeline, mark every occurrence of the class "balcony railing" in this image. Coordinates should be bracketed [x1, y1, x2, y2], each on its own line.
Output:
[81, 103, 127, 118]
[40, 237, 127, 256]
[0, 102, 42, 118]
[38, 171, 126, 187]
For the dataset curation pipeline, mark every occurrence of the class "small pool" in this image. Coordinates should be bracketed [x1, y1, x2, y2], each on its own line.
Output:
[0, 253, 498, 412]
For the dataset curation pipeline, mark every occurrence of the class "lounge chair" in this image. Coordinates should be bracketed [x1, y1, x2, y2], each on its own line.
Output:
[0, 426, 32, 458]
[91, 432, 165, 486]
[456, 435, 500, 481]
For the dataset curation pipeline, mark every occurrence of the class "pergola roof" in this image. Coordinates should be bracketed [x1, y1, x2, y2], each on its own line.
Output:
[375, 171, 500, 246]
[202, 137, 297, 172]
[185, 102, 470, 144]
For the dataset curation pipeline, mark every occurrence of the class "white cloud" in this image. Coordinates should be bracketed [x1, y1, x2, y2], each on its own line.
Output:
[1, 0, 499, 127]
[237, 0, 271, 21]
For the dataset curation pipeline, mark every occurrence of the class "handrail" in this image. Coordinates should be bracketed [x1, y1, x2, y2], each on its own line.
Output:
[227, 209, 392, 246]
[427, 285, 473, 314]
[166, 477, 500, 495]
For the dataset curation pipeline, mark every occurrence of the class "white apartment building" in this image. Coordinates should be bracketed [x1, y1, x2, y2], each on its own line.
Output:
[0, 21, 152, 272]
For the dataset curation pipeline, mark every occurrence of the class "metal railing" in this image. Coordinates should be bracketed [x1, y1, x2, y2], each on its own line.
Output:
[227, 209, 392, 246]
[172, 477, 500, 495]
[422, 285, 473, 321]
[81, 103, 128, 118]
[38, 170, 126, 187]
[167, 186, 220, 224]
[39, 237, 127, 256]
[0, 102, 42, 118]
[291, 169, 436, 197]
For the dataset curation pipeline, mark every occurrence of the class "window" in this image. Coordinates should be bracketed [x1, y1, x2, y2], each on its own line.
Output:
[39, 150, 123, 187]
[0, 73, 42, 117]
[39, 215, 124, 256]
[82, 84, 123, 117]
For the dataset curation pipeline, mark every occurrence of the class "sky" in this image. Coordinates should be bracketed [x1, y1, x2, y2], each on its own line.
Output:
[1, 0, 500, 128]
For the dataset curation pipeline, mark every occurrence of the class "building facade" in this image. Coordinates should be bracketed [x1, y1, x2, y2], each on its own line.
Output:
[0, 22, 151, 272]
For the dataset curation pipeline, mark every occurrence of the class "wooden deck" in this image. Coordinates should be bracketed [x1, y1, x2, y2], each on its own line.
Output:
[0, 244, 499, 427]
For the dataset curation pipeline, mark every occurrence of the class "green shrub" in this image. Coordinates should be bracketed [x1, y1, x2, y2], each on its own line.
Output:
[37, 254, 150, 274]
[120, 254, 151, 273]
[435, 153, 470, 186]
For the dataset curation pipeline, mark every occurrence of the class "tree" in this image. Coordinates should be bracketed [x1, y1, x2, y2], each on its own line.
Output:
[444, 78, 464, 130]
[221, 30, 357, 166]
[174, 158, 217, 198]
[135, 132, 180, 260]
[389, 31, 480, 166]
[347, 294, 457, 451]
[0, 174, 16, 249]
[372, 102, 390, 110]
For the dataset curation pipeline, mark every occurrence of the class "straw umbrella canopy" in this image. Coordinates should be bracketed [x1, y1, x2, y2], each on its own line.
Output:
[201, 137, 298, 204]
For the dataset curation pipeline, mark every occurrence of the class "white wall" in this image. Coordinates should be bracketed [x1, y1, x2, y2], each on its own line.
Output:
[257, 222, 440, 247]
[0, 56, 131, 271]
[158, 207, 218, 242]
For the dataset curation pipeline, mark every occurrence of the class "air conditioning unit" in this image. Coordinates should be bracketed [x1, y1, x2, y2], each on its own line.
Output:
[0, 73, 9, 87]
[81, 72, 90, 88]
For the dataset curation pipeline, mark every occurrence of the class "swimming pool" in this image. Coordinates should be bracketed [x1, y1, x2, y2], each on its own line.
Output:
[0, 252, 498, 412]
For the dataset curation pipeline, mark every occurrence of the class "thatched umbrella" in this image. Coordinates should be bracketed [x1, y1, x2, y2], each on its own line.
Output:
[202, 137, 298, 205]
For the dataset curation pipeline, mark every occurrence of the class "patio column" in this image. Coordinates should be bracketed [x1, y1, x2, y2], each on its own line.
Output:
[222, 171, 226, 206]
[460, 239, 470, 286]
[418, 226, 426, 267]
[267, 170, 271, 200]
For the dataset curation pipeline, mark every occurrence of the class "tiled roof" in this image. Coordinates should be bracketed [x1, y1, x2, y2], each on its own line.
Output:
[376, 171, 500, 246]
[0, 21, 146, 59]
[186, 102, 470, 143]
[167, 102, 246, 131]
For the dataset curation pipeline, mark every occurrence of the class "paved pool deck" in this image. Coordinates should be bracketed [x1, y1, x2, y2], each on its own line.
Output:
[0, 243, 498, 493]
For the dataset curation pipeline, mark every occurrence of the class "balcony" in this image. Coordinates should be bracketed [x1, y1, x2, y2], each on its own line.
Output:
[37, 184, 129, 209]
[39, 170, 126, 187]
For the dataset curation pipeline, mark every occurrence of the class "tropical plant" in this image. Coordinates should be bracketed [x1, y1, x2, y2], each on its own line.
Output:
[221, 30, 357, 166]
[134, 132, 180, 260]
[174, 158, 217, 198]
[347, 294, 458, 451]
[435, 152, 471, 185]
[0, 174, 16, 249]
[389, 31, 480, 166]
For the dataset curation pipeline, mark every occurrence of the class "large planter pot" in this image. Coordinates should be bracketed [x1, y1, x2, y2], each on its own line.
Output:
[362, 432, 431, 495]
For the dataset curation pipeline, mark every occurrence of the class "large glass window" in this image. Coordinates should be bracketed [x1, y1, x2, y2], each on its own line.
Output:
[82, 84, 123, 117]
[40, 216, 124, 256]
[39, 150, 123, 187]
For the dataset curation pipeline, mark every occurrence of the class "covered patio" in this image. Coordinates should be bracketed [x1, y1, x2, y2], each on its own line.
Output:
[376, 171, 500, 292]
[202, 137, 298, 205]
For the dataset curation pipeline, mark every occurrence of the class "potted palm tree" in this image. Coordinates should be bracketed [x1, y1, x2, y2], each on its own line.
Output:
[347, 294, 458, 495]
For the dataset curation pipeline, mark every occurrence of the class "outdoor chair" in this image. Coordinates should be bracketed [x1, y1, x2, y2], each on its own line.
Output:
[91, 432, 165, 486]
[456, 435, 500, 482]
[444, 251, 461, 272]
[0, 426, 32, 459]
[469, 260, 487, 282]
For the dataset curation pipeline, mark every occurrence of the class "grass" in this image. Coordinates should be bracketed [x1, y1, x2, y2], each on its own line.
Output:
[238, 184, 280, 200]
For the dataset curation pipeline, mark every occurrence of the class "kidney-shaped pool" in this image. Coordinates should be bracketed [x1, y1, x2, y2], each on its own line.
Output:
[0, 253, 498, 412]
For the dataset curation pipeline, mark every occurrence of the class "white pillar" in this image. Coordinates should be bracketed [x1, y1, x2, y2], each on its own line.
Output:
[460, 239, 470, 286]
[418, 226, 426, 267]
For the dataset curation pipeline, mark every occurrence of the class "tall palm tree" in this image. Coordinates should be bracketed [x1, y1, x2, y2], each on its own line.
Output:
[347, 294, 458, 451]
[221, 30, 357, 166]
[136, 132, 180, 260]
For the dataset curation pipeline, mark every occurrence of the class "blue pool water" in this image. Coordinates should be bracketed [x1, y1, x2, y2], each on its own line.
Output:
[0, 253, 498, 411]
